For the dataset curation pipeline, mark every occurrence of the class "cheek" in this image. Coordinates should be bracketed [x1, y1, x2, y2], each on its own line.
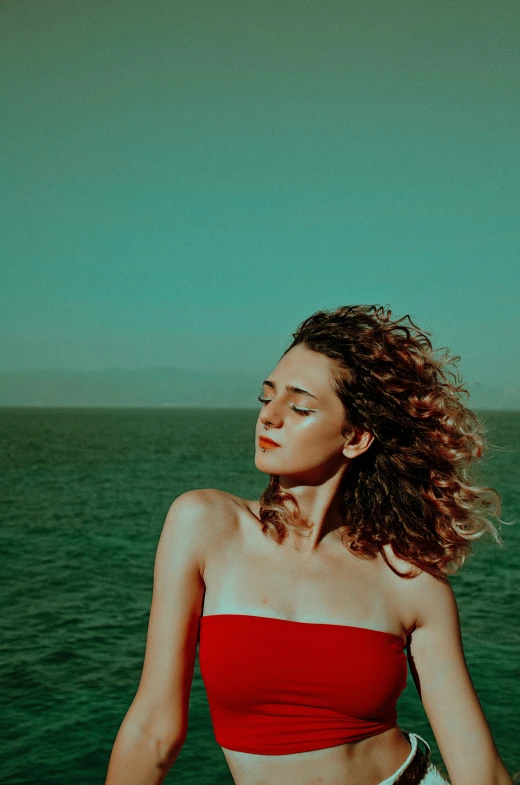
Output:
[293, 419, 345, 452]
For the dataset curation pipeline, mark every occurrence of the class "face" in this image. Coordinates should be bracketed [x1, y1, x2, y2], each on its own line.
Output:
[255, 343, 373, 483]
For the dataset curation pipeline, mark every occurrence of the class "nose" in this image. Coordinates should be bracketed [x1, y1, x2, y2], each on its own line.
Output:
[259, 399, 284, 429]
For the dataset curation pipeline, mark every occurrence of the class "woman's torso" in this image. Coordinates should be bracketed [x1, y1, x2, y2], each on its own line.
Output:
[198, 490, 420, 785]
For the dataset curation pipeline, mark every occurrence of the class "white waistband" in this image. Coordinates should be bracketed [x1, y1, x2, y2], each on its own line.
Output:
[376, 731, 431, 785]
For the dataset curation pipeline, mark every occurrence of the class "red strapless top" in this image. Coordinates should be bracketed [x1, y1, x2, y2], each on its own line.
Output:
[198, 614, 408, 755]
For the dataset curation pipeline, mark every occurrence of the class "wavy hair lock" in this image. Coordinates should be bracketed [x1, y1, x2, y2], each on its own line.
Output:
[258, 305, 507, 580]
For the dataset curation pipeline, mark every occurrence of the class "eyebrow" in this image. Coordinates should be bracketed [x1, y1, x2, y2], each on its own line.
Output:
[262, 380, 319, 401]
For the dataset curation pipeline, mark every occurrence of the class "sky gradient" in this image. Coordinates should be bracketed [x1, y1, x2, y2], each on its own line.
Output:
[1, 0, 519, 404]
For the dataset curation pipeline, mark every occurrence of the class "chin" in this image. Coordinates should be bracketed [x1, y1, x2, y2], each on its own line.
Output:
[254, 456, 272, 473]
[254, 452, 282, 470]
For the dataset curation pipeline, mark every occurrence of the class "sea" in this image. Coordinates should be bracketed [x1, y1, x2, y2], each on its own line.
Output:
[0, 407, 518, 784]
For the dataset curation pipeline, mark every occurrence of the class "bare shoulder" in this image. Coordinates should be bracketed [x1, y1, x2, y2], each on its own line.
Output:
[406, 568, 459, 632]
[380, 544, 456, 634]
[169, 487, 234, 513]
[166, 488, 243, 539]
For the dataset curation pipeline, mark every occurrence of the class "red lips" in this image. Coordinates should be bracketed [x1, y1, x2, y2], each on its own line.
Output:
[258, 435, 280, 449]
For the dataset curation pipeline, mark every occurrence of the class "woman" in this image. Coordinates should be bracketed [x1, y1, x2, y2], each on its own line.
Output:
[106, 305, 514, 785]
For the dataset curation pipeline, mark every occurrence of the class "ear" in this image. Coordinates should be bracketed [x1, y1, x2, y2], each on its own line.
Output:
[342, 427, 374, 459]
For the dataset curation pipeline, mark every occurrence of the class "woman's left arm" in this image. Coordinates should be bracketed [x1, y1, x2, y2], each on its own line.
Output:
[406, 574, 513, 785]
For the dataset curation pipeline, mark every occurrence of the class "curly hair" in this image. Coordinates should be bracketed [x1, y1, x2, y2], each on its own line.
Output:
[258, 305, 508, 580]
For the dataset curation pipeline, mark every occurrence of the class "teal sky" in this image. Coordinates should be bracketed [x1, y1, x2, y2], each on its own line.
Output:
[1, 0, 519, 391]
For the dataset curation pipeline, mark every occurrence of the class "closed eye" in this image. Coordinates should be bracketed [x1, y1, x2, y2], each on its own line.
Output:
[257, 396, 315, 416]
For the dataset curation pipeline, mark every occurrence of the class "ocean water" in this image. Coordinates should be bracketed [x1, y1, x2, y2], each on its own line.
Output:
[0, 407, 518, 784]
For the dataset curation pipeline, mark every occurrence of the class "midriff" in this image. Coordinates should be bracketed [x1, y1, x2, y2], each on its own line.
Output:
[221, 726, 413, 785]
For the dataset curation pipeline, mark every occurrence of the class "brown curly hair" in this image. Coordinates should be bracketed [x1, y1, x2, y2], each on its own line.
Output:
[259, 305, 507, 580]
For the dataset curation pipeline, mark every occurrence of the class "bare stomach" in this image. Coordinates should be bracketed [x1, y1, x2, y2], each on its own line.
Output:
[221, 726, 412, 785]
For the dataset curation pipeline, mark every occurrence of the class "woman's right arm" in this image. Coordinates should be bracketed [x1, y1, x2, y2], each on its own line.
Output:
[105, 490, 209, 785]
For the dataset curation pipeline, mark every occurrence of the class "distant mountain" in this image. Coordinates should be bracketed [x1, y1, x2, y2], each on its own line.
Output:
[0, 367, 518, 409]
[461, 383, 520, 410]
[0, 367, 262, 407]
